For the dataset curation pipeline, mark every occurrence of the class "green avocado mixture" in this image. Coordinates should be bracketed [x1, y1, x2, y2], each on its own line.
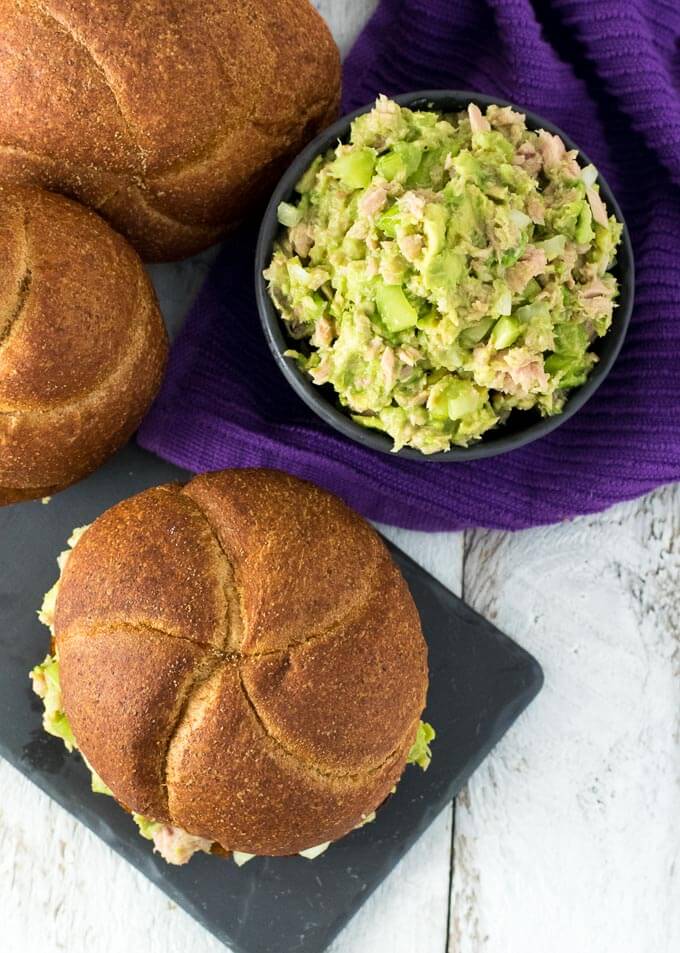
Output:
[30, 654, 181, 842]
[264, 96, 623, 453]
[30, 653, 435, 862]
[407, 720, 435, 770]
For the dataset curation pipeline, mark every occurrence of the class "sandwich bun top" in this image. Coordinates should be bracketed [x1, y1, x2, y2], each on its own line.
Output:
[0, 185, 167, 506]
[0, 0, 340, 260]
[53, 469, 428, 855]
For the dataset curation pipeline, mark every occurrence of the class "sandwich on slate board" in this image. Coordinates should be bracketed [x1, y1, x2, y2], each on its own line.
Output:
[31, 468, 435, 865]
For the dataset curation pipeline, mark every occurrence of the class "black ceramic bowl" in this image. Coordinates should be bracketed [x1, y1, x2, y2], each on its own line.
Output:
[255, 90, 635, 461]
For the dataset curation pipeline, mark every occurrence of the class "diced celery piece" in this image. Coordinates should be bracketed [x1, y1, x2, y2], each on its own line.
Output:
[509, 208, 532, 230]
[375, 282, 418, 332]
[514, 300, 551, 324]
[489, 315, 522, 349]
[376, 142, 423, 182]
[447, 382, 487, 419]
[376, 151, 406, 181]
[581, 164, 598, 187]
[428, 378, 486, 420]
[494, 287, 513, 316]
[536, 234, 566, 260]
[376, 204, 400, 237]
[277, 202, 302, 227]
[332, 148, 376, 189]
[458, 317, 495, 348]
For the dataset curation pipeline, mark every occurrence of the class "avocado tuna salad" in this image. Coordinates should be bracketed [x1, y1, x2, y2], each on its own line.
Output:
[30, 528, 435, 866]
[264, 96, 623, 453]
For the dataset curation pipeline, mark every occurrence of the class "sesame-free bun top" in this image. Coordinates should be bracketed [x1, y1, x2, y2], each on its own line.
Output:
[0, 0, 341, 261]
[0, 186, 167, 505]
[53, 469, 428, 855]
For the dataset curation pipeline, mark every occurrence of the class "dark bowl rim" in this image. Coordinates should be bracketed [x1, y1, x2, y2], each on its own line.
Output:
[255, 89, 635, 463]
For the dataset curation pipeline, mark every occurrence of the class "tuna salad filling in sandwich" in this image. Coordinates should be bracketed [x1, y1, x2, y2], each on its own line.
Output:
[30, 470, 435, 866]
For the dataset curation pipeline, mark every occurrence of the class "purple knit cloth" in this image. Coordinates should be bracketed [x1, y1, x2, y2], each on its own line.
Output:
[138, 0, 680, 531]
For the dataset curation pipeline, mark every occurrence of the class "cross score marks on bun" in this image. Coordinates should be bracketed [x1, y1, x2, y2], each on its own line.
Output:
[31, 469, 435, 865]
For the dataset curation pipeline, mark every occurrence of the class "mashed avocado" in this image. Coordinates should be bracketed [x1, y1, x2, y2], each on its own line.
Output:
[407, 720, 435, 770]
[30, 654, 76, 750]
[265, 96, 623, 453]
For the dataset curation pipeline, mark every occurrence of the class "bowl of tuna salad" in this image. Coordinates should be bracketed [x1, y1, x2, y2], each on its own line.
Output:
[255, 91, 634, 459]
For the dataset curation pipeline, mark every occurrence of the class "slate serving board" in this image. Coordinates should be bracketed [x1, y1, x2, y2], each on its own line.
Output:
[0, 443, 543, 953]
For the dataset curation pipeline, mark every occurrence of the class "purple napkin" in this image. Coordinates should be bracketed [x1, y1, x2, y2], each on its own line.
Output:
[138, 0, 680, 531]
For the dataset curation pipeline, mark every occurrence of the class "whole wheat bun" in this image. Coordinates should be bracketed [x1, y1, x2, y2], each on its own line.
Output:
[54, 469, 428, 855]
[0, 0, 340, 261]
[0, 186, 168, 505]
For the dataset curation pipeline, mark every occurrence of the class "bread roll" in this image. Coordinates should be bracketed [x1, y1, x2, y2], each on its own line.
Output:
[0, 0, 341, 261]
[54, 469, 428, 855]
[0, 186, 167, 505]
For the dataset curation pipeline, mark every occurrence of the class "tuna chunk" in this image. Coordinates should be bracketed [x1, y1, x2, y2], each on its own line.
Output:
[586, 185, 609, 226]
[506, 247, 547, 292]
[468, 103, 490, 134]
[537, 130, 566, 169]
[290, 223, 314, 258]
[381, 346, 397, 389]
[398, 233, 423, 262]
[311, 317, 334, 348]
[513, 141, 542, 176]
[495, 351, 549, 396]
[526, 194, 545, 224]
[400, 190, 427, 220]
[151, 825, 213, 866]
[580, 276, 611, 299]
[487, 105, 525, 128]
[359, 186, 388, 218]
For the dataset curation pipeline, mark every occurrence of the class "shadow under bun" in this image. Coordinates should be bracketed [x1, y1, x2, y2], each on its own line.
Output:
[54, 469, 428, 855]
[0, 186, 168, 505]
[0, 0, 341, 260]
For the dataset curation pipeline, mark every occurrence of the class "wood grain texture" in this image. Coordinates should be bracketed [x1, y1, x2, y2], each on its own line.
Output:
[450, 485, 680, 953]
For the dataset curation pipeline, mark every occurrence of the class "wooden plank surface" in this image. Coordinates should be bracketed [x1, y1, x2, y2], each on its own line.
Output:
[451, 486, 680, 953]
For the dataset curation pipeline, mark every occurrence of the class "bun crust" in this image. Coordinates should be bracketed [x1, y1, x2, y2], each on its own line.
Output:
[0, 0, 341, 260]
[54, 470, 428, 855]
[0, 186, 168, 503]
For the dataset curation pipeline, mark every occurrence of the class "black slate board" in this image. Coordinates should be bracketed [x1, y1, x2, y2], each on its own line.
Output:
[0, 443, 543, 953]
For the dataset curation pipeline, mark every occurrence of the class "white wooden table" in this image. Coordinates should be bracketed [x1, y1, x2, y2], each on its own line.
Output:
[1, 4, 679, 952]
